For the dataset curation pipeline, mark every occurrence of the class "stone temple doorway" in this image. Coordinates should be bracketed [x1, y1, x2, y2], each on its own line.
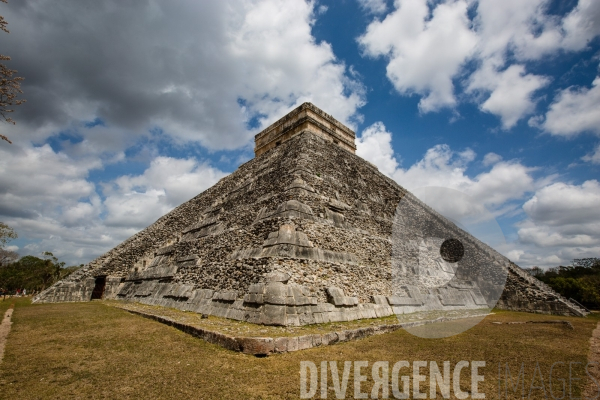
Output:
[91, 276, 106, 300]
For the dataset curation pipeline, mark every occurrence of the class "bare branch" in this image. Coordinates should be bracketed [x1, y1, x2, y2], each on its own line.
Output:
[0, 0, 25, 144]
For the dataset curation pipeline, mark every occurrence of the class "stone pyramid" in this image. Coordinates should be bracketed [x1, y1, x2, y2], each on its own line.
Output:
[34, 103, 588, 324]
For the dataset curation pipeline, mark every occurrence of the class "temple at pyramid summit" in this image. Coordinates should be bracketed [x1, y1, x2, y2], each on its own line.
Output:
[34, 103, 588, 323]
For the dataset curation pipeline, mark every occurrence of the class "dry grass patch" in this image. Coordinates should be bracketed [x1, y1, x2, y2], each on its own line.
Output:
[0, 296, 21, 315]
[0, 300, 597, 399]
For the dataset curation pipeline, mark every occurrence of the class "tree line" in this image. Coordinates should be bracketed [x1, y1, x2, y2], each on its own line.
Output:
[524, 258, 600, 310]
[0, 252, 81, 293]
[0, 222, 80, 293]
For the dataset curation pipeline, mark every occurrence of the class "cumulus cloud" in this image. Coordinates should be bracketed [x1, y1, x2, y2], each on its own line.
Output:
[512, 180, 600, 266]
[355, 122, 600, 268]
[522, 180, 600, 229]
[474, 179, 600, 268]
[459, 0, 563, 127]
[473, 0, 563, 62]
[390, 144, 475, 191]
[562, 0, 600, 51]
[358, 0, 477, 112]
[0, 144, 99, 221]
[0, 141, 225, 264]
[2, 0, 364, 150]
[356, 0, 388, 15]
[540, 76, 600, 137]
[467, 64, 549, 129]
[0, 143, 107, 262]
[356, 123, 538, 217]
[0, 0, 367, 265]
[355, 122, 398, 176]
[355, 123, 534, 216]
[103, 157, 226, 229]
[358, 0, 600, 128]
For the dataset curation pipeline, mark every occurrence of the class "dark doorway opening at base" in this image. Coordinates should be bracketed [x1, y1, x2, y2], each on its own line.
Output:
[91, 276, 106, 300]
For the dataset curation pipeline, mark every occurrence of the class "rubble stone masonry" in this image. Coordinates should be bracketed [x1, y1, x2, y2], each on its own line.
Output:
[34, 104, 588, 323]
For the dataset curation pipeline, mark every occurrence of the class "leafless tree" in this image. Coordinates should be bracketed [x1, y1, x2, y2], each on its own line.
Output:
[0, 221, 17, 248]
[0, 248, 18, 266]
[0, 0, 25, 144]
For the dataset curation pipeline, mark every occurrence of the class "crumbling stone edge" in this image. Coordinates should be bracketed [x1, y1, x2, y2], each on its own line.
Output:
[115, 306, 490, 356]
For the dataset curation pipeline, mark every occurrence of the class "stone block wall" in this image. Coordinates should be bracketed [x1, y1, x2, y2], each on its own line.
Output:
[34, 130, 588, 322]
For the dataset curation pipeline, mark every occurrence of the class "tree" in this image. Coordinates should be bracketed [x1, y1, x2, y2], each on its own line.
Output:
[0, 248, 18, 266]
[0, 255, 53, 291]
[0, 253, 79, 292]
[0, 222, 18, 266]
[572, 258, 600, 269]
[534, 258, 600, 309]
[0, 221, 17, 248]
[0, 224, 82, 291]
[0, 0, 25, 144]
[42, 251, 64, 281]
[524, 266, 544, 278]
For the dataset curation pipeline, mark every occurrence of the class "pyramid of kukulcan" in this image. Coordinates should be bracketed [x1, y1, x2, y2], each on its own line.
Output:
[34, 103, 588, 323]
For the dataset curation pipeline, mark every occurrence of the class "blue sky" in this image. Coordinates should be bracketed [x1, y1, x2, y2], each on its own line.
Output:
[0, 0, 599, 268]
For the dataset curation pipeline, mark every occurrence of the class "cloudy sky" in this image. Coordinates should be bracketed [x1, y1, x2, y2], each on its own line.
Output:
[0, 0, 599, 268]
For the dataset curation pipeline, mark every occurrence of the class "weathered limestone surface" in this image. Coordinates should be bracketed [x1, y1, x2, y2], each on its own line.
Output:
[254, 102, 356, 156]
[119, 305, 488, 356]
[34, 103, 588, 322]
[496, 261, 586, 316]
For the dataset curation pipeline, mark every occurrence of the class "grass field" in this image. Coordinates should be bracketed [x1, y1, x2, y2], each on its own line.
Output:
[0, 299, 597, 399]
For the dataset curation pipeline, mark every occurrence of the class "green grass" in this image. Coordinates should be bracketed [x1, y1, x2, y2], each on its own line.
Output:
[0, 300, 597, 399]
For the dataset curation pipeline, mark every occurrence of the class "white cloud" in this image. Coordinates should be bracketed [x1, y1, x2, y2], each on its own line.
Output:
[522, 180, 600, 229]
[0, 144, 99, 220]
[356, 0, 388, 15]
[541, 76, 600, 137]
[358, 0, 477, 112]
[355, 122, 600, 268]
[467, 64, 549, 129]
[3, 0, 364, 151]
[582, 144, 600, 164]
[0, 0, 367, 265]
[356, 123, 537, 217]
[512, 180, 600, 266]
[468, 0, 600, 131]
[358, 0, 600, 128]
[465, 162, 537, 209]
[461, 0, 557, 128]
[391, 144, 474, 190]
[226, 0, 365, 129]
[473, 0, 564, 62]
[482, 152, 502, 166]
[562, 0, 600, 51]
[103, 157, 226, 228]
[0, 144, 109, 263]
[355, 122, 398, 176]
[0, 141, 226, 264]
[390, 147, 539, 218]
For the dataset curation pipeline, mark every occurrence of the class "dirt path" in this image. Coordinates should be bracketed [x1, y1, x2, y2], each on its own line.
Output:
[0, 304, 14, 362]
[584, 320, 600, 398]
